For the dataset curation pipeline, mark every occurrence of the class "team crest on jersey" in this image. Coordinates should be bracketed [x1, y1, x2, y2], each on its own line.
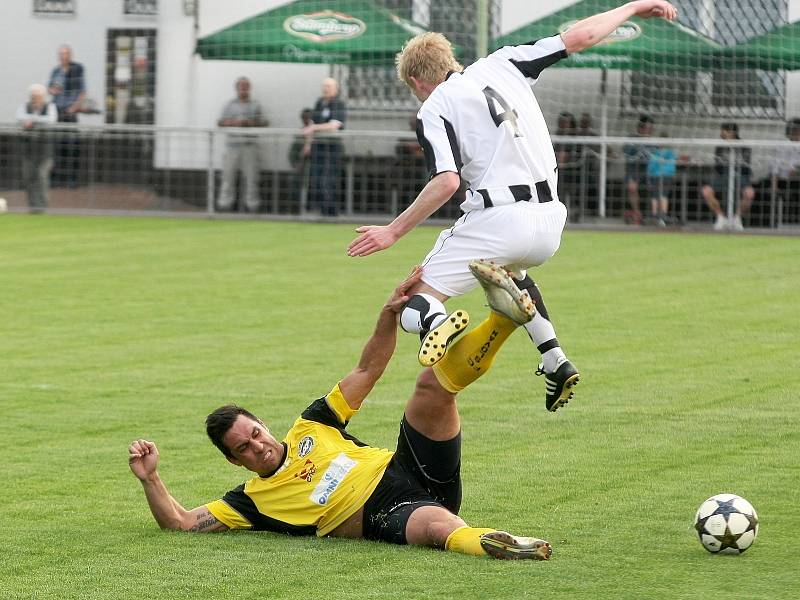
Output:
[558, 20, 641, 45]
[298, 436, 315, 458]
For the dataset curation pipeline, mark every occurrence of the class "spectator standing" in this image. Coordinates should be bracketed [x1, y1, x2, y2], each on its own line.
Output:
[16, 84, 57, 212]
[623, 114, 654, 225]
[578, 113, 598, 137]
[646, 134, 677, 225]
[217, 77, 267, 212]
[394, 114, 428, 200]
[288, 108, 314, 209]
[553, 112, 581, 218]
[47, 44, 86, 187]
[700, 122, 754, 231]
[577, 112, 600, 178]
[303, 77, 347, 216]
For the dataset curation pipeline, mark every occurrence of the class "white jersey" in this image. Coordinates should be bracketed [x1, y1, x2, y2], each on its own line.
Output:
[416, 35, 567, 213]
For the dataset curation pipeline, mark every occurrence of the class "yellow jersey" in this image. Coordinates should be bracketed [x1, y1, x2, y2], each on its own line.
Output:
[206, 384, 394, 536]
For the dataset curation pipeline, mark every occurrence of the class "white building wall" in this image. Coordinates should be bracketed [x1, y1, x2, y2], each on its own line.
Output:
[0, 1, 149, 126]
[0, 0, 798, 171]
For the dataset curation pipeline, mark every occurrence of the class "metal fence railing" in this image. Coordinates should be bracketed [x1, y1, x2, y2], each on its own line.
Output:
[1, 123, 798, 231]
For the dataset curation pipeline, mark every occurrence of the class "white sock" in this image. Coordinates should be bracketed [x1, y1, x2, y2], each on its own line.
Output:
[542, 348, 567, 373]
[400, 293, 447, 334]
[523, 313, 566, 373]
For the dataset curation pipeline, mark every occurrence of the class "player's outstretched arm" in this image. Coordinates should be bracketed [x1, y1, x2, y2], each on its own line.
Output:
[347, 171, 460, 257]
[338, 267, 423, 409]
[561, 1, 677, 55]
[128, 439, 228, 533]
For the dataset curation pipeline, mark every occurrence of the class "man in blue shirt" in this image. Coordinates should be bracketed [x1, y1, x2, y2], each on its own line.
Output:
[646, 139, 677, 226]
[48, 45, 86, 187]
[302, 78, 347, 216]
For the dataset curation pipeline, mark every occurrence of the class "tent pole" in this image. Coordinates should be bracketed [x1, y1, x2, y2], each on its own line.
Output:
[599, 68, 608, 219]
[477, 0, 489, 58]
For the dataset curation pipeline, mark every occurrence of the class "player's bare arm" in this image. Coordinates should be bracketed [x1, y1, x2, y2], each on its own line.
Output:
[338, 267, 423, 408]
[347, 171, 460, 257]
[185, 506, 229, 533]
[128, 439, 228, 532]
[561, 1, 677, 55]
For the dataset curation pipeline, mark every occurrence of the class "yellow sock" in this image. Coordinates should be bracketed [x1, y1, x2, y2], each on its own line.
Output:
[444, 526, 497, 556]
[432, 311, 518, 393]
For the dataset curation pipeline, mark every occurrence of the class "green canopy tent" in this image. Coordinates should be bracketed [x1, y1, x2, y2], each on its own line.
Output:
[716, 20, 800, 71]
[196, 0, 428, 65]
[493, 0, 721, 71]
[492, 0, 722, 216]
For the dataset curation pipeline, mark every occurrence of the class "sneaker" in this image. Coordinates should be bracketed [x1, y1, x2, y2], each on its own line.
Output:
[731, 214, 744, 231]
[713, 214, 728, 230]
[468, 260, 535, 325]
[536, 359, 579, 412]
[480, 531, 552, 561]
[418, 310, 469, 367]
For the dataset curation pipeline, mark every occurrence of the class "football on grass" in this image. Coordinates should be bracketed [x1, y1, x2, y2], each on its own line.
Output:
[694, 493, 759, 554]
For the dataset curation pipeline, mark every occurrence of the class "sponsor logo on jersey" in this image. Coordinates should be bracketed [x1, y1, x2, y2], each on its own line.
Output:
[294, 458, 318, 482]
[310, 453, 358, 505]
[558, 20, 641, 45]
[298, 436, 315, 458]
[284, 12, 366, 43]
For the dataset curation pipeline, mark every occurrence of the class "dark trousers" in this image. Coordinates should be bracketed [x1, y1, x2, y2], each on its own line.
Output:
[309, 144, 342, 216]
[22, 154, 53, 209]
[53, 111, 80, 186]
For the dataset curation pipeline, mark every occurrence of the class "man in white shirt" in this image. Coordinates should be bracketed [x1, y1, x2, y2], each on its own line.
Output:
[773, 119, 800, 179]
[217, 77, 267, 212]
[772, 118, 800, 218]
[347, 1, 678, 412]
[16, 83, 58, 212]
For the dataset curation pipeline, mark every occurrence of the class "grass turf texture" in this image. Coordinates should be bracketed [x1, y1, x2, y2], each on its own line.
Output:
[1, 214, 798, 600]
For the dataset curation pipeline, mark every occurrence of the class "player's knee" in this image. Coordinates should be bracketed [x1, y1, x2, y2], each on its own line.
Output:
[416, 369, 454, 402]
[426, 513, 466, 548]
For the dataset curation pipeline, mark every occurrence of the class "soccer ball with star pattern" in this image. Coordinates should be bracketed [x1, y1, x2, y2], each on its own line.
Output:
[694, 493, 759, 554]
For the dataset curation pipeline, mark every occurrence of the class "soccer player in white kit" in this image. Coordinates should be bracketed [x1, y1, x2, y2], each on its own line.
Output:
[348, 1, 678, 411]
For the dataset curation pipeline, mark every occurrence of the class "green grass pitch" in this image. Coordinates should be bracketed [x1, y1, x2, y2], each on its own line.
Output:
[1, 214, 798, 599]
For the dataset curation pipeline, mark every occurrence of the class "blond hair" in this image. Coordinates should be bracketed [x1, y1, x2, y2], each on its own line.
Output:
[396, 33, 462, 88]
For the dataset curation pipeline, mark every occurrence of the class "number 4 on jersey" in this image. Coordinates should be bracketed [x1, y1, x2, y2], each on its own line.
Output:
[483, 86, 522, 138]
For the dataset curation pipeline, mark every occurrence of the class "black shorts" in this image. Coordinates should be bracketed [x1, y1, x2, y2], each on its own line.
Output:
[361, 416, 462, 545]
[709, 173, 752, 197]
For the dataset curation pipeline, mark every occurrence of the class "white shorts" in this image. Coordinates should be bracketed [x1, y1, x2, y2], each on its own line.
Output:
[420, 200, 567, 297]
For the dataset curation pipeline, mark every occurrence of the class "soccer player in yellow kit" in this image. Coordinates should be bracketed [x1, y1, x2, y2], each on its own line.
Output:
[128, 262, 549, 560]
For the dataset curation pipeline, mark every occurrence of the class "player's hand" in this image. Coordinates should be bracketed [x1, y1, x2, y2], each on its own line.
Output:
[347, 225, 399, 257]
[128, 439, 159, 481]
[630, 0, 677, 20]
[385, 266, 423, 313]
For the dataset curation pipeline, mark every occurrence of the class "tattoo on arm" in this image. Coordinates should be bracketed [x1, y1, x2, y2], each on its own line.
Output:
[187, 508, 228, 533]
